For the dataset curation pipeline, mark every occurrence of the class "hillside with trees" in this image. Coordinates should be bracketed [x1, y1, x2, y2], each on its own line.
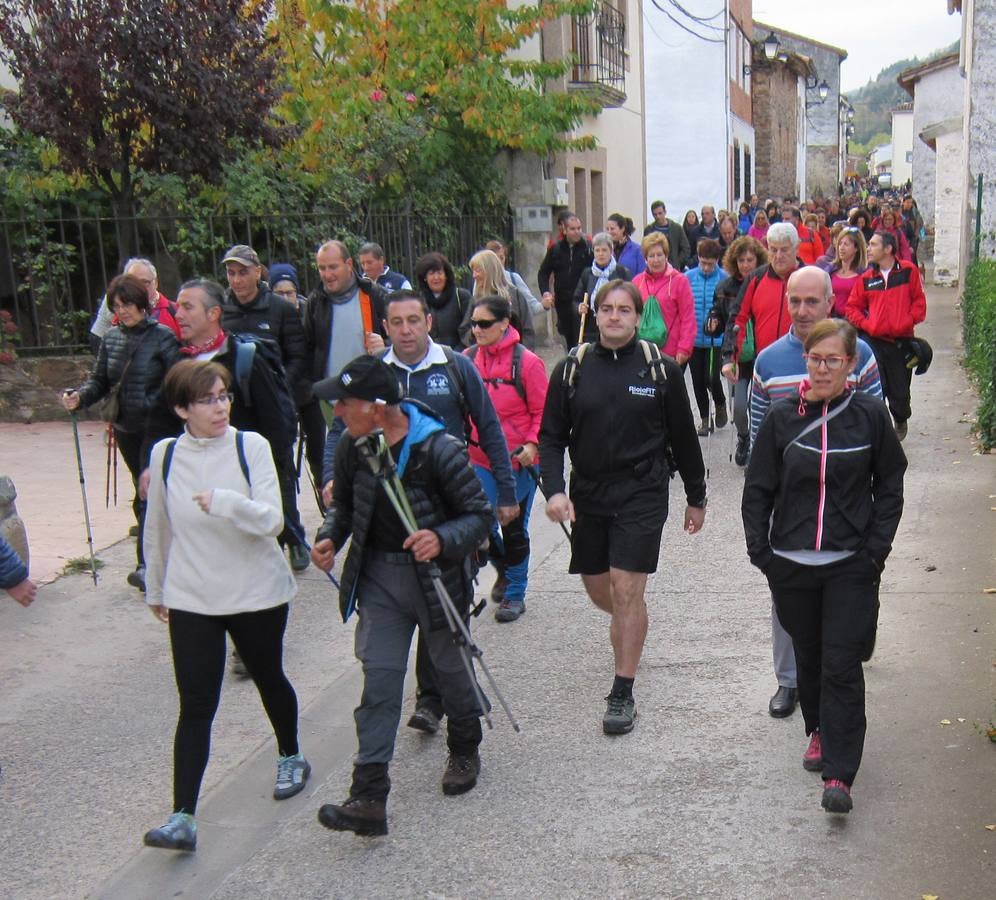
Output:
[848, 42, 959, 144]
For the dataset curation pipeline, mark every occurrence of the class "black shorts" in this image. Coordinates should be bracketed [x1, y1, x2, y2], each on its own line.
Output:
[569, 500, 667, 575]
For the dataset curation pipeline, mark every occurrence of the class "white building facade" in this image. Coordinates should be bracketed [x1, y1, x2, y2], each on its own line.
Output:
[643, 0, 754, 217]
[890, 105, 914, 188]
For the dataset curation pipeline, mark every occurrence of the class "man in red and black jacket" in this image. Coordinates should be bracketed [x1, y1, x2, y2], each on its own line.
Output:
[845, 230, 927, 440]
[784, 206, 824, 265]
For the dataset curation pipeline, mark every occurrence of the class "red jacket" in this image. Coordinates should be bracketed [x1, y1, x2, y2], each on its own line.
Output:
[795, 224, 825, 265]
[845, 260, 926, 340]
[466, 327, 549, 471]
[632, 265, 696, 359]
[733, 263, 797, 357]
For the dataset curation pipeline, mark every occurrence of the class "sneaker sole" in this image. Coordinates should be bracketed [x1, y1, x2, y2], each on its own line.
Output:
[406, 714, 439, 734]
[317, 806, 387, 836]
[442, 776, 478, 796]
[821, 791, 852, 814]
[143, 834, 196, 852]
[274, 763, 311, 800]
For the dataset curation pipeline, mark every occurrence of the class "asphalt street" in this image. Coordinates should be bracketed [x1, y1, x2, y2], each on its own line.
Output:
[0, 286, 992, 899]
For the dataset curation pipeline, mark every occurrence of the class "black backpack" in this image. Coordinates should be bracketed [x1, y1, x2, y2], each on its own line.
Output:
[229, 332, 297, 446]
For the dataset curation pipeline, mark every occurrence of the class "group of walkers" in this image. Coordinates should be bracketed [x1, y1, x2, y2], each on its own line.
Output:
[48, 183, 926, 846]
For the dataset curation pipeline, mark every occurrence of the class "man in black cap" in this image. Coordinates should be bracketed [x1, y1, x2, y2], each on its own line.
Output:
[221, 244, 310, 570]
[309, 355, 492, 837]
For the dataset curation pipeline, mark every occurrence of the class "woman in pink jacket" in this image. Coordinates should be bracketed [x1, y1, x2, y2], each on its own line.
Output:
[465, 294, 549, 622]
[631, 232, 696, 365]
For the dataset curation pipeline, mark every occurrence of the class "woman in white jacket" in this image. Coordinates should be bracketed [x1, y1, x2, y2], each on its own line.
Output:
[141, 359, 309, 852]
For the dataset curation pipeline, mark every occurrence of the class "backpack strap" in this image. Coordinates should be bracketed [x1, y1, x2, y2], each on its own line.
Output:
[440, 345, 471, 439]
[469, 342, 527, 401]
[162, 431, 251, 488]
[233, 338, 256, 408]
[638, 339, 668, 386]
[562, 341, 591, 396]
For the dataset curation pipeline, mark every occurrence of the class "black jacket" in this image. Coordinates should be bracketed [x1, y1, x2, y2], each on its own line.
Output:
[539, 337, 706, 511]
[424, 284, 471, 349]
[302, 276, 389, 384]
[316, 404, 492, 628]
[222, 283, 308, 405]
[537, 237, 594, 307]
[572, 264, 632, 344]
[141, 336, 295, 469]
[742, 390, 906, 571]
[78, 318, 181, 434]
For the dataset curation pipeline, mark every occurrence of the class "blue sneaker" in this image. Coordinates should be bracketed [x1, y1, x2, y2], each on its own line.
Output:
[495, 599, 525, 622]
[143, 812, 197, 852]
[274, 752, 311, 800]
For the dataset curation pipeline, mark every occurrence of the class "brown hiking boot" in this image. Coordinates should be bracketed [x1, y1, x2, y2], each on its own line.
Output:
[441, 751, 480, 796]
[317, 797, 387, 836]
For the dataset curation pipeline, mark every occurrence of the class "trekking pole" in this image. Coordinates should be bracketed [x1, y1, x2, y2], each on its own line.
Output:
[357, 431, 520, 733]
[294, 422, 305, 494]
[111, 426, 117, 506]
[706, 346, 715, 480]
[105, 423, 112, 508]
[576, 292, 589, 346]
[69, 413, 99, 586]
[286, 519, 341, 590]
[304, 462, 325, 516]
[512, 447, 571, 543]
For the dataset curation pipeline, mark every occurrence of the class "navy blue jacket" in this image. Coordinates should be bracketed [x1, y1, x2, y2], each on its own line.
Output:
[0, 536, 28, 589]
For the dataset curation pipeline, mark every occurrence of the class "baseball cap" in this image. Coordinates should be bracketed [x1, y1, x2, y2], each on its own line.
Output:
[221, 244, 261, 267]
[312, 355, 404, 405]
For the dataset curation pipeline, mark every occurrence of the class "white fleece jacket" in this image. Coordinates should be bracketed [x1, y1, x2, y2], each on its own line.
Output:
[144, 427, 297, 615]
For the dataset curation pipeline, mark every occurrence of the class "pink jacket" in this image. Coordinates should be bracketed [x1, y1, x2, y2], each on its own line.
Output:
[465, 326, 549, 471]
[632, 265, 696, 359]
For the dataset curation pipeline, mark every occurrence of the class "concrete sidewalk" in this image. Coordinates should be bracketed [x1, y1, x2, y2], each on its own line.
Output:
[0, 285, 993, 899]
[0, 420, 135, 583]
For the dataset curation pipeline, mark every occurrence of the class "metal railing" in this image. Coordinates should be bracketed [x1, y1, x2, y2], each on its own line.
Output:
[0, 207, 513, 352]
[570, 2, 626, 97]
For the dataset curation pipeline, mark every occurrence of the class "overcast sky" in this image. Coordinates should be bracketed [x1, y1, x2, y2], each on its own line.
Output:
[751, 1, 963, 92]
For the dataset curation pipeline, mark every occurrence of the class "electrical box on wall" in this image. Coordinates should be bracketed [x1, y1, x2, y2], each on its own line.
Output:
[515, 205, 553, 233]
[541, 177, 569, 206]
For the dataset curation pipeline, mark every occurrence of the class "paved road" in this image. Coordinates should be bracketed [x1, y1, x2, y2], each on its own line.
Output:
[0, 286, 993, 899]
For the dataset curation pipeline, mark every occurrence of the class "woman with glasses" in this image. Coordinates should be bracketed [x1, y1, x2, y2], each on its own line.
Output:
[464, 249, 535, 350]
[62, 273, 181, 591]
[464, 296, 549, 621]
[573, 232, 632, 343]
[828, 228, 868, 317]
[743, 319, 906, 816]
[141, 359, 309, 852]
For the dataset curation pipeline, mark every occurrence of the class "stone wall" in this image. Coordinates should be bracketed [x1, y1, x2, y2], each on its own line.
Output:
[934, 130, 964, 286]
[753, 64, 801, 200]
[965, 1, 996, 265]
[806, 145, 840, 198]
[910, 61, 963, 229]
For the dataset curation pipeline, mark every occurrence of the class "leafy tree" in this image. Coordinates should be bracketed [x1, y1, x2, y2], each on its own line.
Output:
[0, 0, 287, 214]
[272, 0, 601, 211]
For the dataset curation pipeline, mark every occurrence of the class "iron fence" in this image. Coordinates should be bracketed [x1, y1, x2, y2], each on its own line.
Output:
[0, 206, 513, 352]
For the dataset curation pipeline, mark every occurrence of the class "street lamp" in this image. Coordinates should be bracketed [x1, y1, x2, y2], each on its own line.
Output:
[762, 31, 779, 61]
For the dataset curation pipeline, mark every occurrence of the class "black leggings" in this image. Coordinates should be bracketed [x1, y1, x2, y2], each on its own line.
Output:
[113, 427, 145, 567]
[688, 346, 726, 420]
[168, 603, 299, 814]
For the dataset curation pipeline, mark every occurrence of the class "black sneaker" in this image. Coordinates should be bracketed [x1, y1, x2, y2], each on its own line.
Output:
[735, 434, 750, 467]
[143, 812, 197, 851]
[288, 543, 310, 572]
[126, 565, 146, 592]
[894, 419, 908, 441]
[696, 422, 710, 437]
[407, 703, 441, 734]
[602, 694, 637, 734]
[318, 797, 388, 836]
[441, 751, 480, 795]
[230, 649, 250, 679]
[490, 575, 508, 604]
[715, 404, 728, 428]
[821, 779, 852, 814]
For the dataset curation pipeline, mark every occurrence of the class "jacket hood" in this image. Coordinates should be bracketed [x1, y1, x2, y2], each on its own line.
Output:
[396, 399, 446, 476]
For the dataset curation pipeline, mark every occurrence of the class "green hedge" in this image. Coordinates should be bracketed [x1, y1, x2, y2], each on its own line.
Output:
[962, 260, 996, 449]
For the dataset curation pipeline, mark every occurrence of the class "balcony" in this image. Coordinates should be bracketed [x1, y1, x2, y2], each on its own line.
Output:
[569, 2, 626, 108]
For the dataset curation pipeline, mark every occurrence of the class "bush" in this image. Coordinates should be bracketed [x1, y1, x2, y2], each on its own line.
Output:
[962, 260, 996, 449]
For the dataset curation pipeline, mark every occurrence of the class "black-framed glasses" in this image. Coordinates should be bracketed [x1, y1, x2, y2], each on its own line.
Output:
[192, 392, 234, 407]
[471, 318, 499, 329]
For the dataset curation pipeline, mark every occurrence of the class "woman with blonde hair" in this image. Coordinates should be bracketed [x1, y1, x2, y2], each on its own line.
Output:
[464, 249, 535, 349]
[631, 232, 695, 365]
[748, 209, 770, 247]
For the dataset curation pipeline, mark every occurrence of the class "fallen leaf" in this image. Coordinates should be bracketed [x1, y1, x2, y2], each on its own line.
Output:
[953, 460, 961, 465]
[921, 894, 939, 900]
[940, 719, 952, 725]
[958, 717, 966, 723]
[925, 565, 937, 572]
[985, 824, 996, 831]
[984, 588, 996, 594]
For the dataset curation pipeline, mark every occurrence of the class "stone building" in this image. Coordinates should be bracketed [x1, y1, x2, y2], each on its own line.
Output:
[897, 52, 962, 230]
[754, 23, 847, 198]
[751, 46, 813, 200]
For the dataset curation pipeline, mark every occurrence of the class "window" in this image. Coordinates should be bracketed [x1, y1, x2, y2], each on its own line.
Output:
[905, 151, 913, 163]
[733, 141, 742, 202]
[745, 147, 752, 199]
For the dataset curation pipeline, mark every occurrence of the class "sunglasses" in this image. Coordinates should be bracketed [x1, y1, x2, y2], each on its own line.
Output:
[470, 317, 499, 329]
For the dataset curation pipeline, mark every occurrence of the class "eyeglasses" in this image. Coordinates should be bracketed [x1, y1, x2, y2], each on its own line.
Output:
[803, 355, 849, 371]
[109, 302, 138, 313]
[470, 318, 499, 330]
[192, 392, 234, 407]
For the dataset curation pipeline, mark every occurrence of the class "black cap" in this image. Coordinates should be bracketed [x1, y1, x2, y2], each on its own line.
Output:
[312, 355, 404, 405]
